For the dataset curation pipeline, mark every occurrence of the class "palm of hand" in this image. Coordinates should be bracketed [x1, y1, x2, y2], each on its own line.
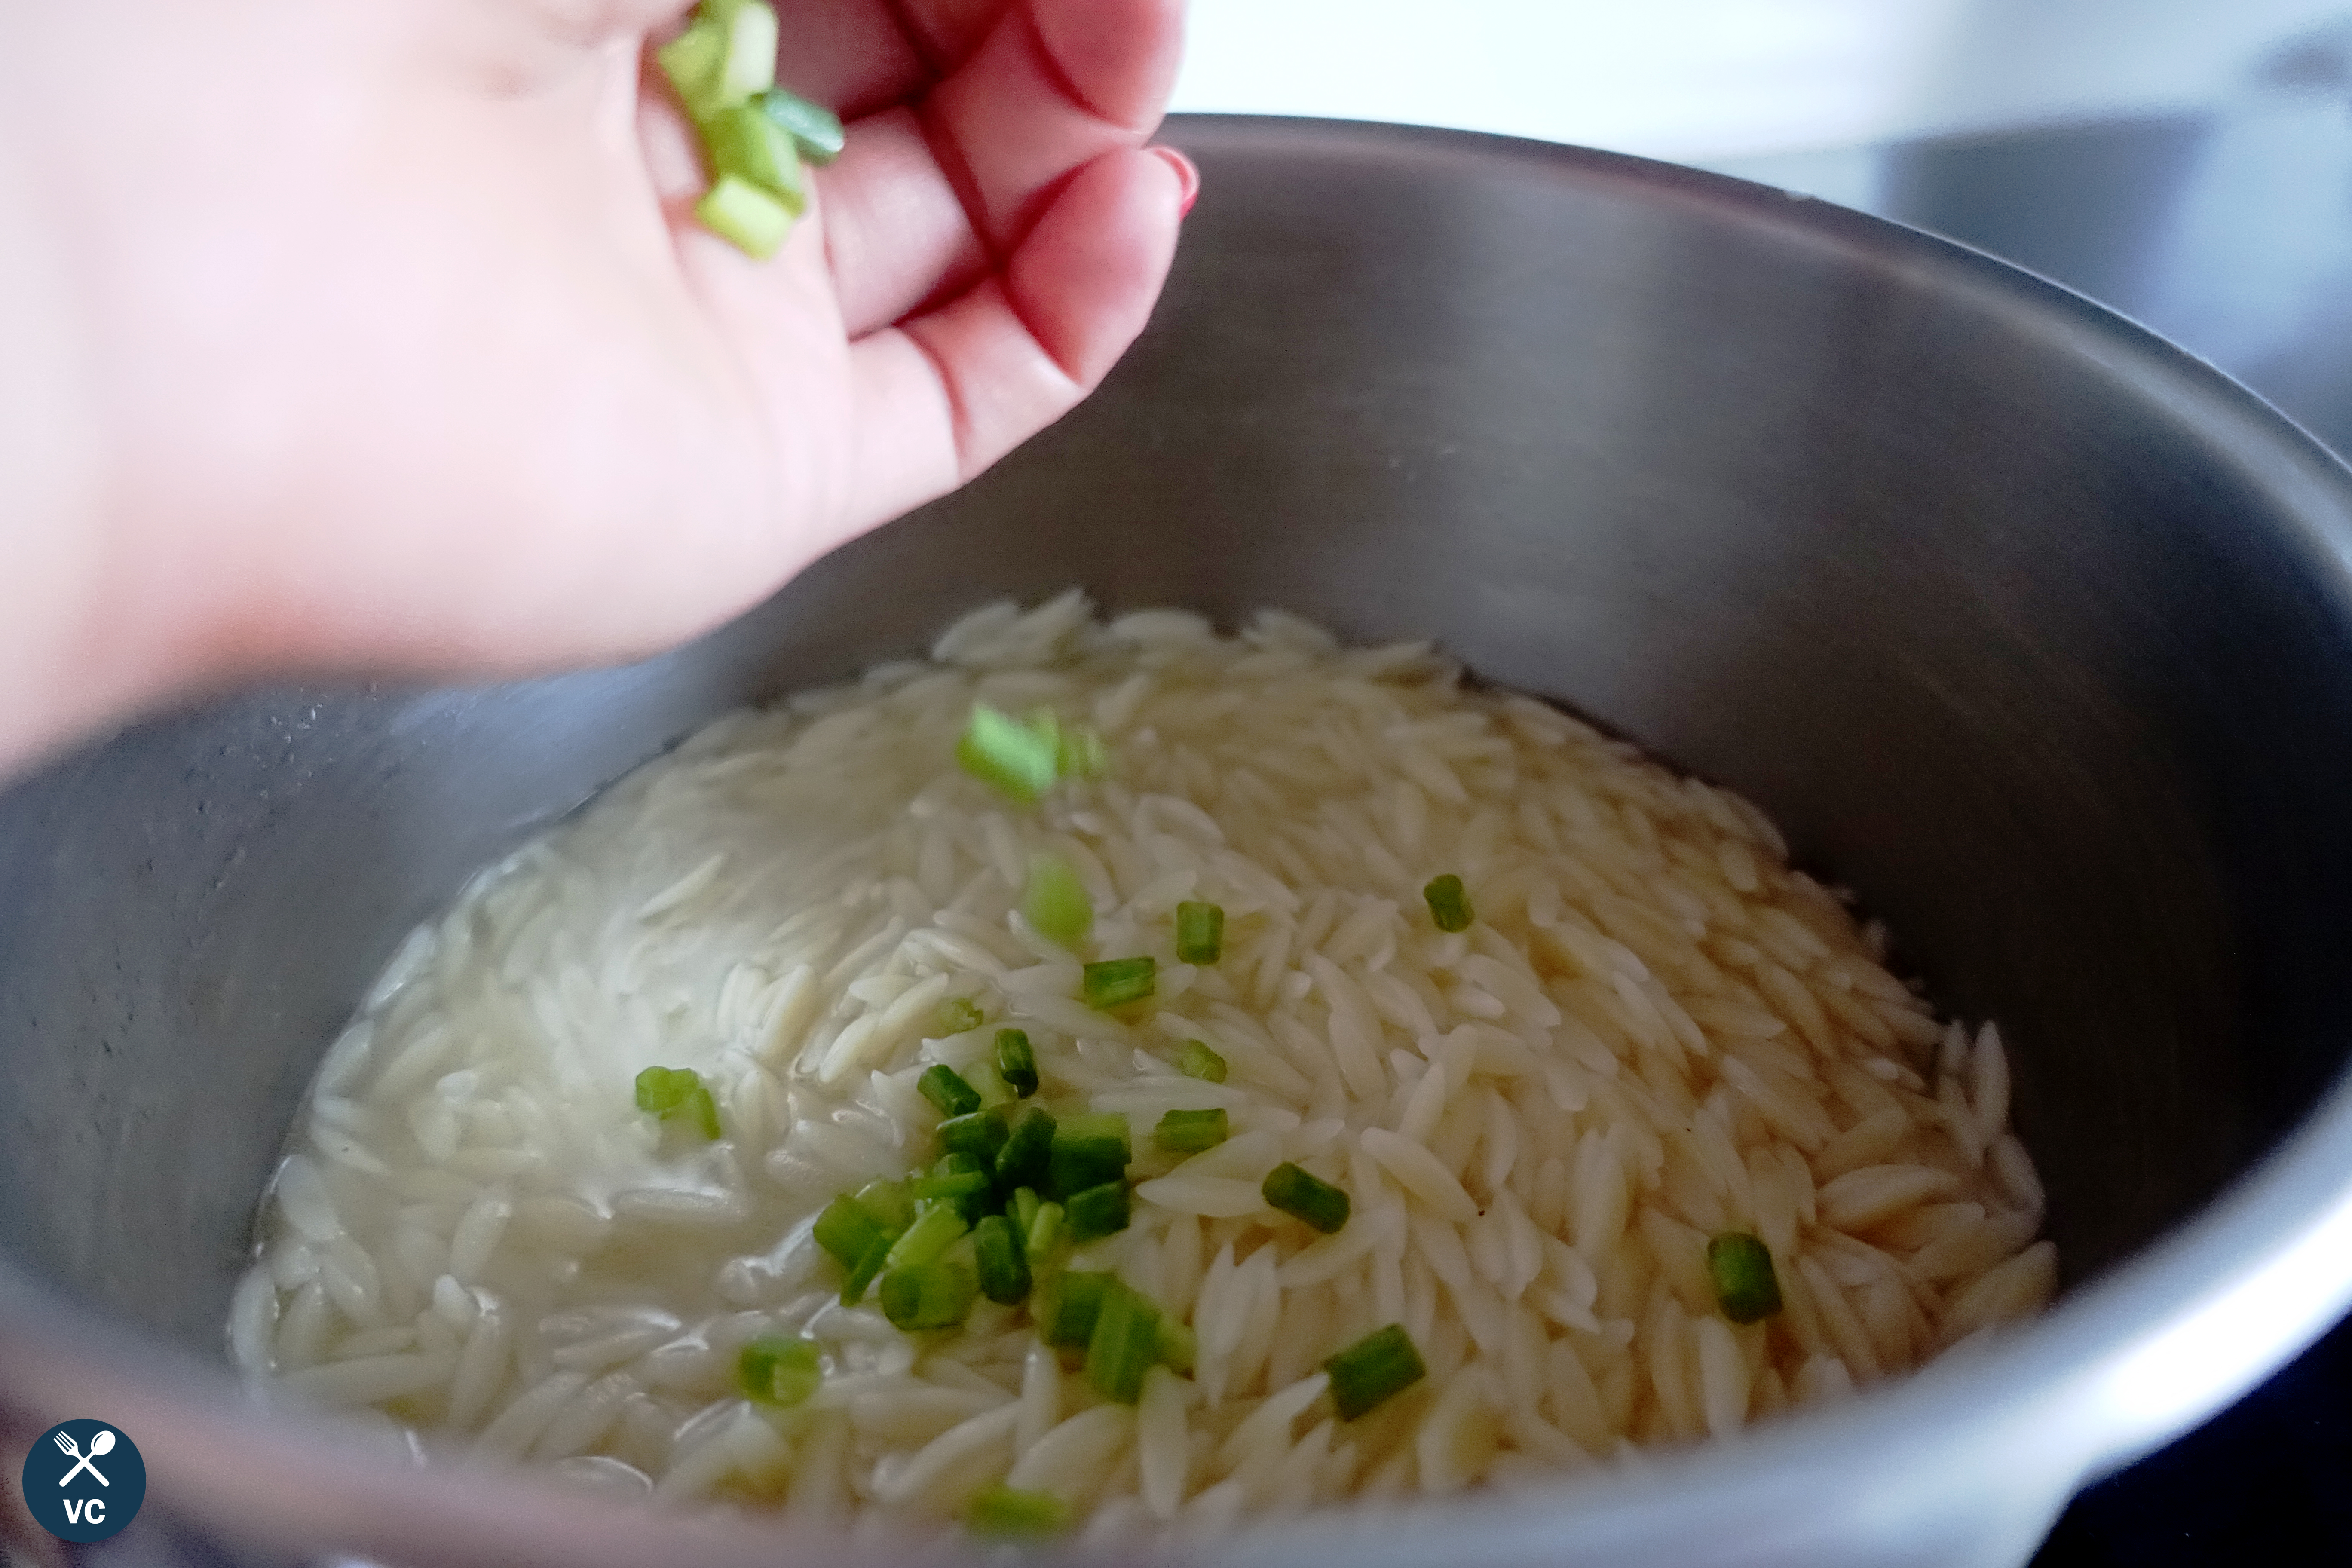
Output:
[37, 0, 1187, 695]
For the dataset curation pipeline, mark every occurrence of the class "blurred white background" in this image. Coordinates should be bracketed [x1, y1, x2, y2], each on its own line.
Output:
[1172, 0, 2352, 161]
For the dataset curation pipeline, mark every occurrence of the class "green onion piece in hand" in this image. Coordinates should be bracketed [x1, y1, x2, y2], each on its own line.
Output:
[994, 1028, 1040, 1097]
[1176, 1039, 1228, 1083]
[1021, 854, 1093, 949]
[1048, 1112, 1130, 1196]
[972, 1213, 1032, 1305]
[918, 1064, 982, 1119]
[1175, 901, 1225, 964]
[886, 1202, 969, 1268]
[966, 1485, 1069, 1540]
[737, 1335, 821, 1407]
[1323, 1323, 1427, 1420]
[711, 0, 778, 106]
[1155, 1107, 1229, 1154]
[1424, 873, 1474, 933]
[1706, 1231, 1784, 1324]
[995, 1104, 1056, 1191]
[1084, 1277, 1161, 1403]
[656, 18, 727, 118]
[695, 174, 793, 260]
[957, 704, 1060, 803]
[1064, 1179, 1131, 1244]
[1082, 956, 1156, 1011]
[756, 86, 845, 163]
[879, 1261, 977, 1331]
[1263, 1161, 1350, 1234]
[701, 103, 807, 212]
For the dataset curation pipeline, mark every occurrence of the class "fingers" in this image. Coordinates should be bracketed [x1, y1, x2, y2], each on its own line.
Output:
[818, 0, 1185, 334]
[819, 107, 989, 335]
[919, 0, 1185, 254]
[841, 144, 1183, 528]
[759, 0, 998, 121]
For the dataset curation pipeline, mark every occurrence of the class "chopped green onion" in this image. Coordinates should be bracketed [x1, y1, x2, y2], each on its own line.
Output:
[756, 86, 845, 164]
[936, 996, 986, 1036]
[936, 1110, 1008, 1167]
[879, 1261, 977, 1331]
[665, 3, 835, 260]
[1011, 1185, 1042, 1237]
[812, 1193, 885, 1271]
[1706, 1231, 1784, 1324]
[1021, 854, 1094, 949]
[1048, 1112, 1130, 1197]
[701, 103, 807, 213]
[918, 1064, 982, 1119]
[1263, 1162, 1350, 1234]
[1155, 1107, 1229, 1154]
[972, 1213, 1032, 1304]
[633, 1066, 721, 1140]
[995, 1105, 1056, 1191]
[885, 1201, 968, 1268]
[1041, 1269, 1113, 1347]
[1424, 873, 1474, 933]
[632, 1065, 693, 1115]
[966, 1058, 1015, 1109]
[694, 175, 793, 260]
[994, 1028, 1040, 1098]
[1156, 1316, 1197, 1374]
[852, 1177, 914, 1236]
[965, 1485, 1069, 1540]
[1025, 1200, 1065, 1271]
[1323, 1323, 1427, 1420]
[1176, 901, 1225, 965]
[656, 18, 727, 119]
[736, 1335, 821, 1407]
[1064, 1179, 1132, 1244]
[1057, 723, 1110, 781]
[957, 704, 1060, 804]
[1176, 1039, 1228, 1083]
[1082, 956, 1157, 1011]
[911, 1154, 992, 1211]
[711, 0, 778, 106]
[1084, 1277, 1161, 1403]
[840, 1232, 891, 1305]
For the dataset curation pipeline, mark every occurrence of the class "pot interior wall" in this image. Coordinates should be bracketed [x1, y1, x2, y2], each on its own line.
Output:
[6, 122, 2352, 1360]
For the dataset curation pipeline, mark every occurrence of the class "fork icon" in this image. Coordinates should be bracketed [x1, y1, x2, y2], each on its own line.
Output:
[54, 1429, 112, 1487]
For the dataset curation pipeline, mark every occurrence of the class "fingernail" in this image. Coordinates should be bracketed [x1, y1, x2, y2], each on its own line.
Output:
[1153, 147, 1200, 217]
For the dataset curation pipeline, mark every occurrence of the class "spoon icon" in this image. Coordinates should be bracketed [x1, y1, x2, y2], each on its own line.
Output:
[55, 1429, 113, 1487]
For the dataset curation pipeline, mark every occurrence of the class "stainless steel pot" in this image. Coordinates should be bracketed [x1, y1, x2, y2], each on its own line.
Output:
[6, 116, 2352, 1568]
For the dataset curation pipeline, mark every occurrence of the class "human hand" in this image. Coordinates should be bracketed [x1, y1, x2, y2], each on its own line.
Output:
[0, 0, 1191, 765]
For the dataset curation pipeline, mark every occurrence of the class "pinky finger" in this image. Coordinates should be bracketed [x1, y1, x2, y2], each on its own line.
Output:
[839, 145, 1188, 532]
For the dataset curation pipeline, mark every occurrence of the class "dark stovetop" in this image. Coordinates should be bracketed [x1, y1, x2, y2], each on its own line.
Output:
[1713, 101, 2352, 1564]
